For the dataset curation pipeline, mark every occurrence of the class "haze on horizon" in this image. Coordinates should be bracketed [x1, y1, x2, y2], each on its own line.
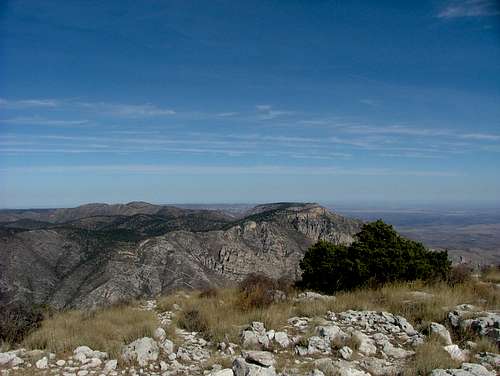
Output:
[1, 0, 500, 208]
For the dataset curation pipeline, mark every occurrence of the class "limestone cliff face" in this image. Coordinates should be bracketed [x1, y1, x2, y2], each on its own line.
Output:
[0, 202, 361, 309]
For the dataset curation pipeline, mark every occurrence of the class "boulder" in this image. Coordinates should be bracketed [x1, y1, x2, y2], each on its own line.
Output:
[0, 352, 23, 367]
[443, 344, 467, 362]
[474, 352, 500, 369]
[307, 336, 331, 355]
[241, 323, 270, 349]
[104, 359, 117, 371]
[339, 346, 353, 360]
[296, 292, 335, 301]
[242, 350, 275, 367]
[351, 331, 376, 356]
[160, 338, 175, 354]
[360, 358, 399, 376]
[154, 327, 167, 342]
[273, 332, 290, 348]
[35, 356, 49, 369]
[209, 369, 235, 376]
[316, 325, 346, 342]
[430, 322, 453, 345]
[241, 330, 260, 348]
[121, 337, 159, 366]
[307, 370, 326, 376]
[430, 362, 496, 376]
[232, 357, 276, 376]
[382, 342, 414, 359]
[81, 357, 102, 369]
[74, 346, 107, 360]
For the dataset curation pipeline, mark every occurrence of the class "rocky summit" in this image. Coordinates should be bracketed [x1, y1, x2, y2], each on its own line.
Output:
[0, 293, 498, 376]
[0, 202, 361, 309]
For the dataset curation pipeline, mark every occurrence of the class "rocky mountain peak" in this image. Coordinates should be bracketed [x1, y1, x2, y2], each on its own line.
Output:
[246, 202, 322, 216]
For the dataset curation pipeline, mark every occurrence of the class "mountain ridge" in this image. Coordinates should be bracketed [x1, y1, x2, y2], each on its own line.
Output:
[0, 202, 361, 309]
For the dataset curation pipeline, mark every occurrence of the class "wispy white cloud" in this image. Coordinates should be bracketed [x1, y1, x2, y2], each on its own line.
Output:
[460, 133, 500, 141]
[0, 116, 90, 126]
[339, 125, 452, 137]
[359, 99, 378, 106]
[255, 104, 294, 120]
[437, 0, 500, 19]
[77, 102, 175, 117]
[0, 164, 461, 177]
[0, 98, 61, 109]
[216, 112, 239, 117]
[0, 97, 176, 118]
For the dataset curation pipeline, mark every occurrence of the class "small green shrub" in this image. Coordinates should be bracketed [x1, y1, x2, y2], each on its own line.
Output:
[298, 220, 451, 294]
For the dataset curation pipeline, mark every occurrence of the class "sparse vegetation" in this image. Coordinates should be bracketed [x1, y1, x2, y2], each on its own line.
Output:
[168, 287, 294, 343]
[3, 270, 496, 375]
[404, 338, 460, 376]
[158, 275, 499, 346]
[448, 264, 474, 286]
[22, 304, 157, 359]
[237, 273, 279, 309]
[299, 220, 451, 294]
[482, 265, 500, 283]
[0, 303, 46, 345]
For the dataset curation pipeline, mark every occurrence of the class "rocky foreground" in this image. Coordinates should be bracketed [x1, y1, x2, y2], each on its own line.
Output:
[1, 292, 498, 376]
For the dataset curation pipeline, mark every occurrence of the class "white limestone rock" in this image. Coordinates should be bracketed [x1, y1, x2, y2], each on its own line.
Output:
[351, 331, 376, 356]
[430, 362, 496, 376]
[232, 357, 276, 376]
[36, 356, 49, 369]
[104, 359, 117, 371]
[154, 327, 167, 342]
[273, 332, 290, 348]
[0, 352, 24, 367]
[307, 370, 325, 376]
[241, 350, 275, 367]
[209, 369, 234, 376]
[444, 344, 467, 362]
[81, 357, 102, 369]
[430, 322, 453, 345]
[316, 325, 346, 342]
[160, 338, 175, 354]
[121, 337, 159, 366]
[339, 346, 353, 360]
[307, 336, 331, 355]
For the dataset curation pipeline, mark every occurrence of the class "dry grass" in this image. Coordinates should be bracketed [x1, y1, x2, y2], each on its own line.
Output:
[202, 354, 233, 371]
[168, 288, 294, 343]
[22, 305, 158, 359]
[156, 277, 498, 346]
[293, 280, 499, 332]
[275, 351, 316, 375]
[404, 339, 460, 376]
[471, 337, 499, 355]
[482, 266, 500, 284]
[16, 274, 499, 363]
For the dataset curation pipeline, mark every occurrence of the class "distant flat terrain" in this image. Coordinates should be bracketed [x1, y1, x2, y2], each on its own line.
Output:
[334, 206, 500, 265]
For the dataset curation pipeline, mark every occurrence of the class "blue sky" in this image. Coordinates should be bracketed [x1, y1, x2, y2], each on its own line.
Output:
[1, 0, 499, 208]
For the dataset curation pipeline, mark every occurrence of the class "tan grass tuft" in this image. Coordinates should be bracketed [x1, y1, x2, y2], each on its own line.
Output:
[404, 339, 460, 376]
[22, 304, 157, 359]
